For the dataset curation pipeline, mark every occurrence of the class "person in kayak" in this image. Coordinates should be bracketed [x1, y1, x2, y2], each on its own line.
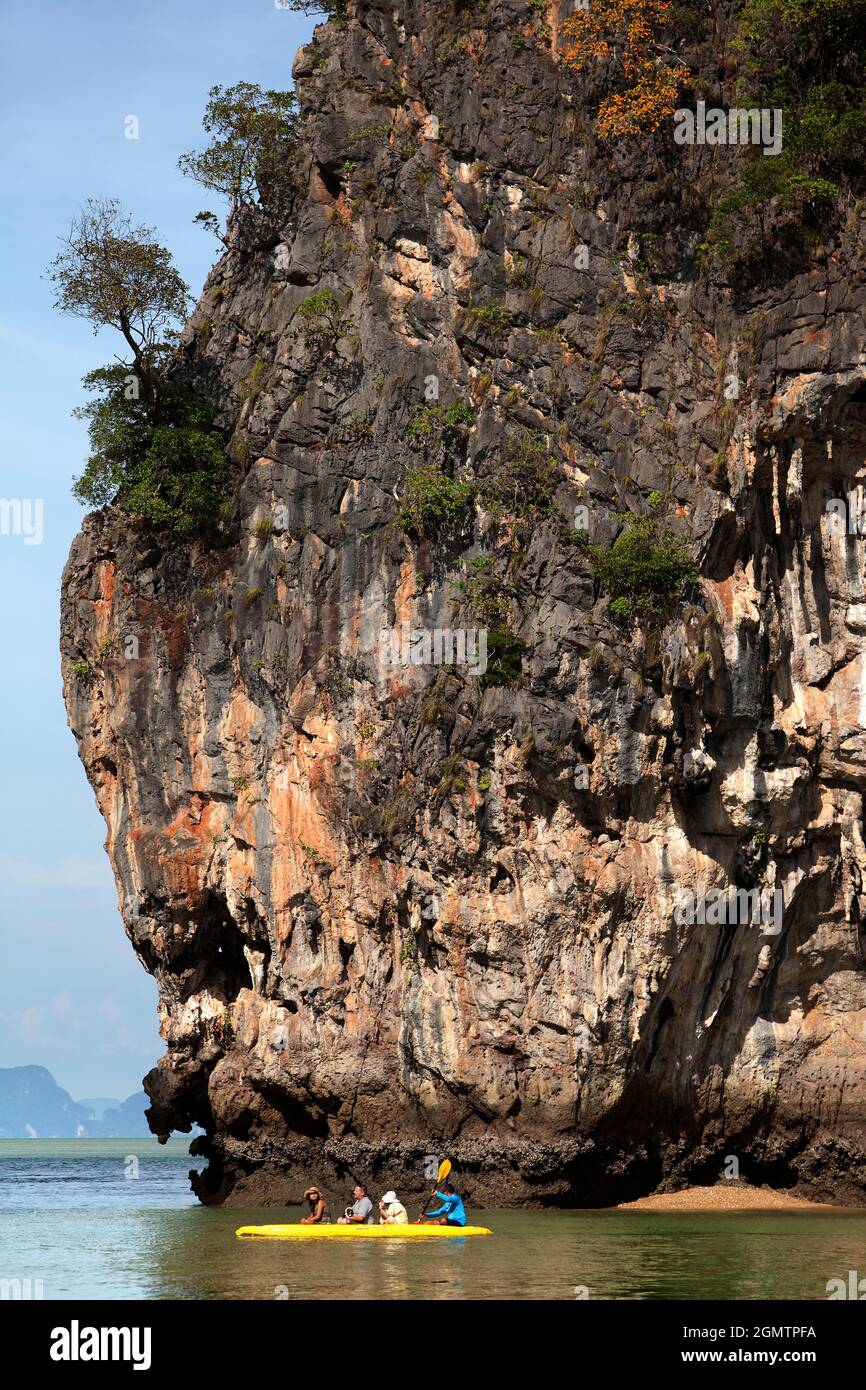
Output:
[378, 1190, 409, 1224]
[337, 1183, 375, 1224]
[419, 1182, 467, 1227]
[300, 1186, 330, 1225]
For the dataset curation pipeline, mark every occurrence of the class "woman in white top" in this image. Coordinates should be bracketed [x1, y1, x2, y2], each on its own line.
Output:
[378, 1190, 409, 1224]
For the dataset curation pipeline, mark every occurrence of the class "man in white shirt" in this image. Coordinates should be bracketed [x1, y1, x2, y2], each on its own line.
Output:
[378, 1190, 409, 1224]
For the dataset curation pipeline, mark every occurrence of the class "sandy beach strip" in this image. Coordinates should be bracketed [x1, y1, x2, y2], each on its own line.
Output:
[615, 1184, 852, 1213]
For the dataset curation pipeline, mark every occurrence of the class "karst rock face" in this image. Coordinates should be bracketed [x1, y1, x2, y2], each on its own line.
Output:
[61, 0, 866, 1205]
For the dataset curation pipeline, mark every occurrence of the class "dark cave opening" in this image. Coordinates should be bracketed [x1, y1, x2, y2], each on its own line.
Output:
[183, 892, 254, 1003]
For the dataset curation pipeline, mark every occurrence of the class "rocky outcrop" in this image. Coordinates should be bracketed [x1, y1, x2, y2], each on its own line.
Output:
[61, 0, 866, 1205]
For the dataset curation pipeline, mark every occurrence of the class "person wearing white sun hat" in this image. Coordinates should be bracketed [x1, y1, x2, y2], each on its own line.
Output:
[378, 1190, 408, 1224]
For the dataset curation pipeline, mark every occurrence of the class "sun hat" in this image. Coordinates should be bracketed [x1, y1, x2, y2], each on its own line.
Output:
[381, 1190, 397, 1204]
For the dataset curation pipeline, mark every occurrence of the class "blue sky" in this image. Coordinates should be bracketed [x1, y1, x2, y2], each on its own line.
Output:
[0, 0, 315, 1101]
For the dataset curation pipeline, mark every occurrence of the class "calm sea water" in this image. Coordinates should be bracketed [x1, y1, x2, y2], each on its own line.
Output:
[1, 1140, 863, 1301]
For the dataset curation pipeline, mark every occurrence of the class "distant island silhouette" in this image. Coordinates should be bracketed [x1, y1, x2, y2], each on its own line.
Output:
[0, 1065, 151, 1138]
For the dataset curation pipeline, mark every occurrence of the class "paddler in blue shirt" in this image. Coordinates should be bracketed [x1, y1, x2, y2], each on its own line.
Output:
[419, 1181, 467, 1227]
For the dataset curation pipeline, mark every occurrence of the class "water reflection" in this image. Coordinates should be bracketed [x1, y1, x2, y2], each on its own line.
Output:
[146, 1207, 866, 1302]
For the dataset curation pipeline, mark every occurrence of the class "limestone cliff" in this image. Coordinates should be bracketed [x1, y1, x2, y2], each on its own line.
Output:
[61, 0, 866, 1205]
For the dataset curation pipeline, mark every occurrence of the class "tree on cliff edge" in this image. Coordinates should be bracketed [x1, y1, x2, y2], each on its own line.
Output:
[48, 200, 230, 538]
[47, 198, 190, 417]
[178, 82, 300, 238]
[277, 1, 348, 16]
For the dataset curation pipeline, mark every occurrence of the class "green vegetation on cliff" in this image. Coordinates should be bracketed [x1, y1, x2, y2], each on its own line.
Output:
[590, 507, 699, 627]
[398, 464, 474, 536]
[48, 198, 230, 538]
[72, 367, 230, 538]
[280, 0, 347, 15]
[178, 81, 300, 234]
[705, 0, 866, 274]
[558, 0, 866, 280]
[453, 555, 526, 687]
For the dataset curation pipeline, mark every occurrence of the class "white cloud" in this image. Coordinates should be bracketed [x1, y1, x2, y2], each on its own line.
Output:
[0, 990, 139, 1055]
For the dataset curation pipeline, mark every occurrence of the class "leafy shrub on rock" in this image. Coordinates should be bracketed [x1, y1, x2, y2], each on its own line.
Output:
[73, 366, 230, 538]
[479, 430, 560, 522]
[407, 400, 475, 442]
[178, 82, 300, 227]
[705, 0, 866, 276]
[590, 511, 698, 627]
[296, 290, 354, 354]
[398, 463, 474, 536]
[453, 555, 525, 687]
[279, 0, 347, 15]
[561, 0, 680, 138]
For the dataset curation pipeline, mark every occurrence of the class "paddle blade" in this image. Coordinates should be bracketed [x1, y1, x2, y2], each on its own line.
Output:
[419, 1158, 452, 1219]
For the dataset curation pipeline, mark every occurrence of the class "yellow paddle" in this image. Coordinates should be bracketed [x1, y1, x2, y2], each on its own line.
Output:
[418, 1159, 451, 1222]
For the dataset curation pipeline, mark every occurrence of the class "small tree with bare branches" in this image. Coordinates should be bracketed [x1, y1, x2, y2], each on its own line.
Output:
[48, 200, 229, 536]
[47, 198, 190, 418]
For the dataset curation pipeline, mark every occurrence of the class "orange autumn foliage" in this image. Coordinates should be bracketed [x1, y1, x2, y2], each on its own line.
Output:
[561, 0, 679, 138]
[596, 65, 679, 138]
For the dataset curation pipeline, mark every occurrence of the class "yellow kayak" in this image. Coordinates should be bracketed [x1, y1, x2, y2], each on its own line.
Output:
[236, 1223, 492, 1240]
